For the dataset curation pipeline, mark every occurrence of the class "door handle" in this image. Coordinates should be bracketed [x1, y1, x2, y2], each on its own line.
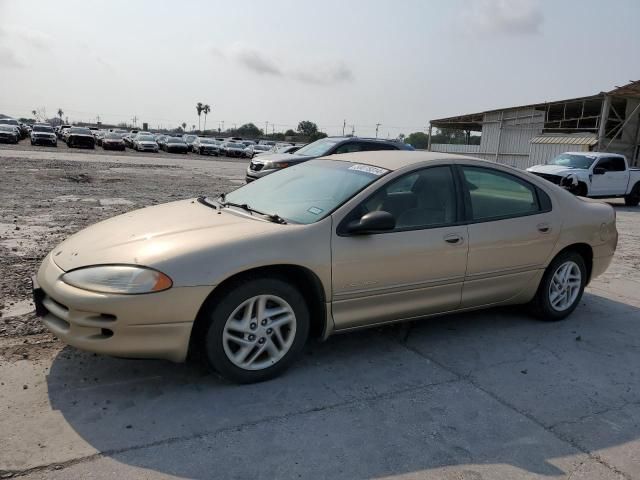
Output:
[537, 223, 551, 233]
[444, 234, 464, 245]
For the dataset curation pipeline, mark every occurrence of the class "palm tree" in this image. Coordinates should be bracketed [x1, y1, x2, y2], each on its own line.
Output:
[202, 104, 211, 132]
[196, 102, 203, 131]
[181, 122, 187, 132]
[57, 109, 64, 123]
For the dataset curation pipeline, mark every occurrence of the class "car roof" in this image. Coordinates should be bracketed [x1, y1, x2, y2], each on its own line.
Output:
[327, 150, 481, 171]
[563, 151, 625, 158]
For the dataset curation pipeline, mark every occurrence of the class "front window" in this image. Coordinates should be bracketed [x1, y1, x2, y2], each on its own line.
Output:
[69, 128, 92, 134]
[548, 154, 596, 169]
[294, 138, 340, 157]
[219, 160, 388, 224]
[32, 126, 54, 133]
[138, 135, 155, 141]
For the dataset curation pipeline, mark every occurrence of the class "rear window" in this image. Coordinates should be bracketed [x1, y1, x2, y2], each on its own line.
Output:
[461, 166, 540, 221]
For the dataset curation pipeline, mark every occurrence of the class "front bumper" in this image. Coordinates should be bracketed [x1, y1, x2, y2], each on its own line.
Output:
[32, 136, 57, 145]
[35, 254, 212, 362]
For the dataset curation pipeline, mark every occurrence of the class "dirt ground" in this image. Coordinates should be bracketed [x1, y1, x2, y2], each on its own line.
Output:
[0, 147, 243, 337]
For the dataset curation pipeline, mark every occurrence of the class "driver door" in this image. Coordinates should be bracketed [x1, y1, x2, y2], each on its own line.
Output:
[591, 157, 628, 196]
[331, 165, 468, 330]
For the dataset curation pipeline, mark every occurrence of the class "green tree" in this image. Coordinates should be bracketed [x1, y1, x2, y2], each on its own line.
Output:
[309, 131, 328, 141]
[405, 132, 429, 149]
[57, 108, 64, 122]
[181, 122, 187, 131]
[195, 102, 203, 130]
[202, 104, 211, 132]
[297, 120, 318, 137]
[284, 129, 296, 137]
[237, 123, 262, 138]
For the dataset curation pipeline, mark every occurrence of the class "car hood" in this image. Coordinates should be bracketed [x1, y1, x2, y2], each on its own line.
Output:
[527, 164, 586, 176]
[51, 199, 283, 274]
[252, 153, 313, 164]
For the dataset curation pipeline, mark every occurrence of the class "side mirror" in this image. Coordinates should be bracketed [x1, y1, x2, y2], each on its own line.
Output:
[593, 167, 606, 175]
[346, 211, 396, 235]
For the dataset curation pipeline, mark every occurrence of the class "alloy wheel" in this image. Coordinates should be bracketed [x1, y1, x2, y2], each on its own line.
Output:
[548, 261, 582, 311]
[222, 295, 296, 370]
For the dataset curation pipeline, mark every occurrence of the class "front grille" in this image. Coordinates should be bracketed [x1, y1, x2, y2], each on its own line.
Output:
[532, 172, 562, 185]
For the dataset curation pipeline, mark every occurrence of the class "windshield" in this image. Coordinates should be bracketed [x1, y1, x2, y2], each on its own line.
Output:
[105, 133, 122, 139]
[69, 128, 92, 134]
[168, 137, 185, 143]
[0, 125, 14, 132]
[0, 119, 19, 126]
[138, 135, 155, 141]
[200, 138, 215, 144]
[221, 159, 388, 224]
[33, 126, 53, 132]
[294, 138, 339, 157]
[254, 145, 270, 151]
[548, 153, 596, 169]
[227, 143, 242, 148]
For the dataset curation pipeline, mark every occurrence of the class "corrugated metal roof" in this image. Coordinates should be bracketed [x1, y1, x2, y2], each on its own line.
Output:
[530, 134, 597, 145]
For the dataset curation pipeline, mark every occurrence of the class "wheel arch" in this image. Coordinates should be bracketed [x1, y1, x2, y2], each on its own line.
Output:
[552, 243, 593, 283]
[188, 264, 328, 358]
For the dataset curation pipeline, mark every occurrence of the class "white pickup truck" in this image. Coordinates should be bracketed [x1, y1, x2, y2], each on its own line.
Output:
[527, 151, 640, 206]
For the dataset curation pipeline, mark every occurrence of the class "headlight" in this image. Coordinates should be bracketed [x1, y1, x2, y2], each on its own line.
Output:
[61, 265, 173, 294]
[264, 161, 290, 169]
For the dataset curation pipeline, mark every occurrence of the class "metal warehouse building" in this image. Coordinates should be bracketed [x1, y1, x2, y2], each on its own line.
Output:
[427, 80, 640, 169]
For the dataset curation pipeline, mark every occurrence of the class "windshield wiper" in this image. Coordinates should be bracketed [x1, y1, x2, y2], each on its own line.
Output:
[219, 199, 288, 224]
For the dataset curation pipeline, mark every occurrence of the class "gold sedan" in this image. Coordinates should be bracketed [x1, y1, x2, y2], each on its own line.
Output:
[34, 151, 617, 383]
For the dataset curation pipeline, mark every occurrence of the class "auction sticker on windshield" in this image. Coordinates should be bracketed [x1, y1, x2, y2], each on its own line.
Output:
[348, 164, 389, 176]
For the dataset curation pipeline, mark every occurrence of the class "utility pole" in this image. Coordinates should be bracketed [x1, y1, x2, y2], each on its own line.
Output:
[342, 119, 346, 136]
[375, 123, 381, 139]
[221, 120, 225, 131]
[265, 121, 268, 136]
[351, 125, 355, 136]
[131, 115, 138, 127]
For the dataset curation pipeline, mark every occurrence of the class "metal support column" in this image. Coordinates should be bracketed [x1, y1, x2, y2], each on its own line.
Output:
[597, 95, 611, 151]
[427, 123, 432, 151]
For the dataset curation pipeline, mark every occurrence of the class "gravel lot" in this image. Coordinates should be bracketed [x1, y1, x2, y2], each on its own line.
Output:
[1, 143, 639, 479]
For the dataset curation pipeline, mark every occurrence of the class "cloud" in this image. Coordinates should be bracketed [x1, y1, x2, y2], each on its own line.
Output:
[0, 46, 26, 68]
[293, 63, 354, 85]
[0, 24, 51, 67]
[233, 47, 282, 76]
[462, 0, 543, 35]
[211, 44, 353, 86]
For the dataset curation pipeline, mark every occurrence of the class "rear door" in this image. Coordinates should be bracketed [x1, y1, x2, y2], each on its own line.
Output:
[458, 165, 561, 308]
[591, 157, 629, 196]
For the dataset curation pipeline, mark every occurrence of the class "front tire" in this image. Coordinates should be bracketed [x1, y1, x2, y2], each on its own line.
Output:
[202, 277, 310, 383]
[531, 251, 587, 321]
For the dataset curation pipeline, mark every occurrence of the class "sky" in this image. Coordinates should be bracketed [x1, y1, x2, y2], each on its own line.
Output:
[0, 0, 639, 137]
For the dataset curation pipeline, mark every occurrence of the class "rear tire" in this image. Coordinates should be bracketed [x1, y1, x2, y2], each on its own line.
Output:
[201, 277, 310, 383]
[530, 251, 587, 321]
[624, 184, 640, 206]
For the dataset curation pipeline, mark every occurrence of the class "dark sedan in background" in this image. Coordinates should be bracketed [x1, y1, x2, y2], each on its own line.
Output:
[246, 136, 414, 182]
[66, 127, 96, 149]
[193, 137, 219, 155]
[163, 136, 189, 154]
[0, 125, 19, 143]
[221, 141, 245, 157]
[102, 132, 126, 151]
